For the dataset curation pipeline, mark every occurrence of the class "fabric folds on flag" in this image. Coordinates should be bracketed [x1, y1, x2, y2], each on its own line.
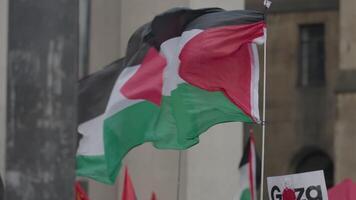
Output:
[76, 7, 265, 184]
[233, 130, 261, 200]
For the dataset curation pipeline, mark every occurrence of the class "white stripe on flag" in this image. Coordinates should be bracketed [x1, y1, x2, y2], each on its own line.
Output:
[161, 29, 203, 96]
[77, 65, 142, 156]
[105, 64, 143, 118]
[250, 43, 260, 123]
[77, 114, 105, 155]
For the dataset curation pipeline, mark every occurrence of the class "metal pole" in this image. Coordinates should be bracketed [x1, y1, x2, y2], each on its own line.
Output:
[259, 29, 268, 200]
[176, 151, 182, 200]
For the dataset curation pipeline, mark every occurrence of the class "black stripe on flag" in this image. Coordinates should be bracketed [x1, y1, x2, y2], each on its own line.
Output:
[147, 7, 223, 49]
[185, 10, 264, 31]
[78, 59, 125, 124]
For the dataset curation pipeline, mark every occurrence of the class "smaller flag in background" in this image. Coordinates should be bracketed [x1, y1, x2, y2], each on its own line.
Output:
[122, 167, 137, 200]
[150, 192, 157, 200]
[75, 181, 90, 200]
[233, 129, 261, 200]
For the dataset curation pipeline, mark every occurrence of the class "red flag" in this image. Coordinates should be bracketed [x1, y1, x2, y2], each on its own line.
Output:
[122, 167, 137, 200]
[75, 181, 90, 200]
[150, 192, 157, 200]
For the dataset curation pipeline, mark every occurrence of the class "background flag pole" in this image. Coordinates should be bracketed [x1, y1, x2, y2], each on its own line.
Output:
[260, 1, 270, 197]
[176, 151, 182, 200]
[259, 27, 267, 200]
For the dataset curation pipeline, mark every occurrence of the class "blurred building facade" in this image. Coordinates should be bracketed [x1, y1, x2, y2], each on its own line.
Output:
[247, 0, 339, 189]
[334, 0, 356, 183]
[245, 0, 356, 193]
[0, 0, 247, 200]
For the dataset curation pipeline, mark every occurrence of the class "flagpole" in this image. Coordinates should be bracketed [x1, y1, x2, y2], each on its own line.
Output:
[259, 26, 268, 200]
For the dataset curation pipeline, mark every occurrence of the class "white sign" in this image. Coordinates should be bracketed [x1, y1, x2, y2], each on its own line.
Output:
[267, 170, 328, 200]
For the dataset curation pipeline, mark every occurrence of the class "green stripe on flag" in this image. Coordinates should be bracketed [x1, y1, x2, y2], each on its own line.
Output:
[173, 83, 253, 139]
[78, 83, 253, 183]
[154, 83, 253, 148]
[76, 155, 112, 184]
[240, 188, 252, 200]
[104, 101, 160, 179]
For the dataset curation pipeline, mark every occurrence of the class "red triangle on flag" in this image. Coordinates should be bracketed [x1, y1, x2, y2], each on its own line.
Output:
[122, 166, 137, 200]
[121, 47, 166, 106]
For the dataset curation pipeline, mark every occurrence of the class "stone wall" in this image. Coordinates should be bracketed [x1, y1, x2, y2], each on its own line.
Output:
[262, 10, 338, 182]
[339, 0, 356, 71]
[334, 0, 356, 182]
[335, 94, 356, 181]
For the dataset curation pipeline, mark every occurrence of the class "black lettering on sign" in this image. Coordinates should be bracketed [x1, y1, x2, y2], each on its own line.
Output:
[294, 188, 304, 200]
[306, 185, 322, 200]
[269, 185, 324, 200]
[271, 186, 282, 200]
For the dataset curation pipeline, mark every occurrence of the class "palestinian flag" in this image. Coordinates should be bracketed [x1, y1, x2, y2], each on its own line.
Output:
[233, 130, 261, 200]
[76, 7, 266, 184]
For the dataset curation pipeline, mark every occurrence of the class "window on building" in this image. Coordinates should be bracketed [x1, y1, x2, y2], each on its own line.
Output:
[298, 24, 325, 87]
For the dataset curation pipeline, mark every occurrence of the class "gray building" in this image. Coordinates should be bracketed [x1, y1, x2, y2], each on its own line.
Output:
[246, 0, 356, 194]
[334, 0, 356, 183]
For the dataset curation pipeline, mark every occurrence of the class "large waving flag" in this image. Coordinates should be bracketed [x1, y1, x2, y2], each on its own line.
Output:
[76, 7, 265, 184]
[233, 130, 261, 200]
